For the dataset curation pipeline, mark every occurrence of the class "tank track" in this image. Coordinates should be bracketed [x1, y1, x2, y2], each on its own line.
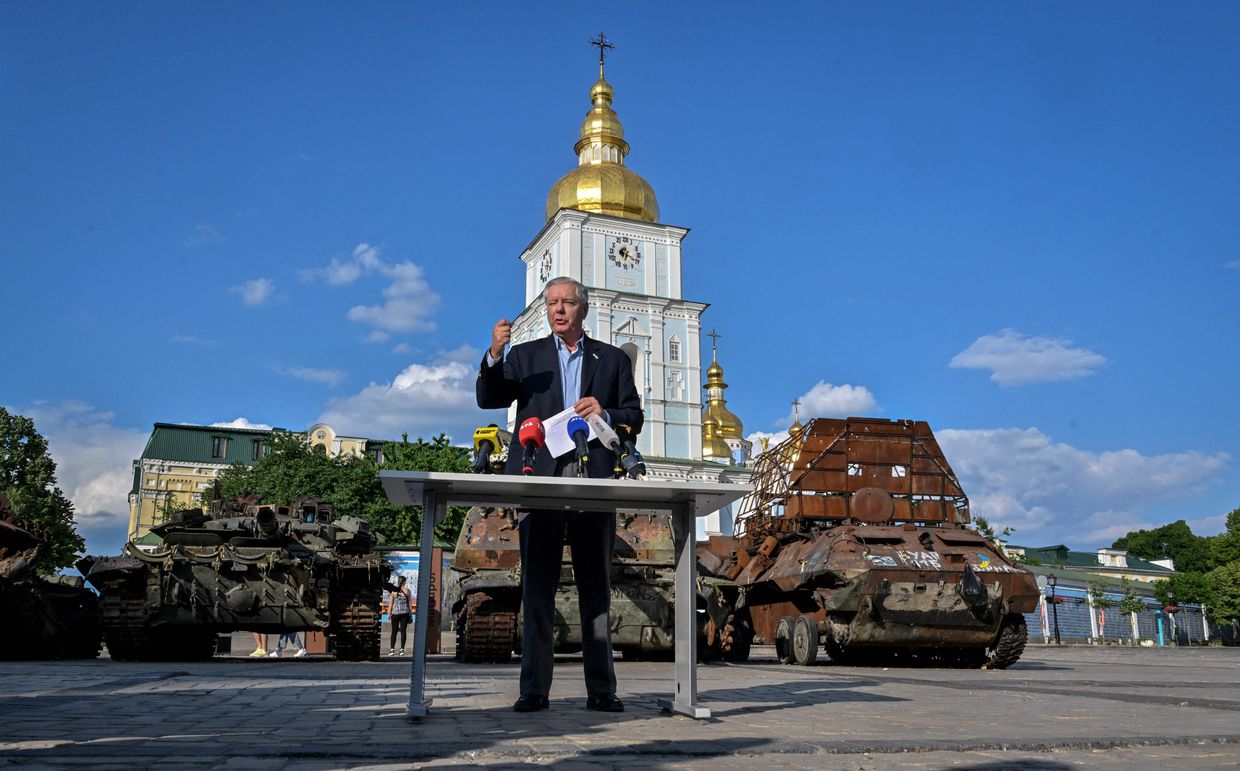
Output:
[984, 613, 1028, 670]
[455, 591, 516, 663]
[329, 583, 382, 662]
[100, 580, 215, 661]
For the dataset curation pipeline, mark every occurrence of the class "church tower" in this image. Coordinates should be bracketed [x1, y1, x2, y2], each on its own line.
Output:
[510, 36, 706, 460]
[701, 332, 752, 465]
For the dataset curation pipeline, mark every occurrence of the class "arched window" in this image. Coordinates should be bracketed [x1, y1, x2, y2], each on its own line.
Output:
[668, 336, 681, 363]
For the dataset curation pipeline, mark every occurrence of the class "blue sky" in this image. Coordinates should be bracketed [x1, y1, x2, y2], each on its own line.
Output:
[3, 2, 1238, 560]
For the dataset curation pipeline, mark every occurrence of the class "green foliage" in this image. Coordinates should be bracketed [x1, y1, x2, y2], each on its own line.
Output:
[973, 516, 1013, 545]
[1151, 572, 1213, 606]
[0, 407, 85, 573]
[1112, 520, 1214, 573]
[1205, 561, 1240, 622]
[1087, 576, 1116, 609]
[1116, 578, 1148, 616]
[1210, 507, 1240, 567]
[213, 431, 471, 545]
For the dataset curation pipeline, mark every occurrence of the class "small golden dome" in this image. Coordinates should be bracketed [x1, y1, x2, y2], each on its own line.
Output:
[545, 68, 659, 223]
[702, 415, 732, 460]
[702, 334, 744, 442]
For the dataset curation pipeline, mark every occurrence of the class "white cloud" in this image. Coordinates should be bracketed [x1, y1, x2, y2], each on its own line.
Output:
[937, 427, 1229, 547]
[1225, 260, 1240, 271]
[185, 224, 224, 247]
[950, 329, 1105, 386]
[7, 401, 148, 547]
[317, 348, 500, 441]
[392, 342, 411, 355]
[778, 381, 879, 426]
[745, 430, 790, 456]
[168, 334, 220, 347]
[229, 277, 275, 306]
[364, 329, 391, 343]
[276, 366, 347, 388]
[305, 243, 440, 334]
[210, 417, 273, 430]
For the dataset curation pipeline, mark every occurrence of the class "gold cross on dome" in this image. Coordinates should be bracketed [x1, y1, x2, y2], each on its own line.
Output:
[707, 328, 722, 350]
[791, 398, 801, 421]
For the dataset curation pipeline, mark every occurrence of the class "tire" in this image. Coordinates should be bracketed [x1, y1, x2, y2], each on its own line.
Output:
[792, 615, 819, 665]
[984, 613, 1028, 669]
[774, 615, 796, 665]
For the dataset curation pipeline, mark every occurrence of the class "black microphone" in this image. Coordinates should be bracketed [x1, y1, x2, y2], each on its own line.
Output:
[566, 415, 591, 474]
[616, 423, 646, 479]
[518, 418, 545, 476]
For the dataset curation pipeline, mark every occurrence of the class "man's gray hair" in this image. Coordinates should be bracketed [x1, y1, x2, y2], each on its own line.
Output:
[545, 276, 588, 305]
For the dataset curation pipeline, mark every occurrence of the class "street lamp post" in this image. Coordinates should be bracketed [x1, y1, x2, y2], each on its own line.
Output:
[1049, 574, 1061, 646]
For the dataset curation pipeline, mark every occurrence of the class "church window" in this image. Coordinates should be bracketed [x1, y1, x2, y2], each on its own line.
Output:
[592, 145, 600, 161]
[668, 336, 681, 362]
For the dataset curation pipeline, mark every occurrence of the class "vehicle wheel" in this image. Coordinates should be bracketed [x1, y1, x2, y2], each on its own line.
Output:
[774, 615, 796, 664]
[792, 615, 819, 665]
[984, 613, 1028, 669]
[723, 612, 754, 663]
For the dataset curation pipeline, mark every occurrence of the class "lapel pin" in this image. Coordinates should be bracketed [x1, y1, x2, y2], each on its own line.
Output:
[592, 352, 599, 359]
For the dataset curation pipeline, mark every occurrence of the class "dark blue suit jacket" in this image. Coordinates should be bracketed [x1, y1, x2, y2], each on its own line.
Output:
[476, 335, 643, 478]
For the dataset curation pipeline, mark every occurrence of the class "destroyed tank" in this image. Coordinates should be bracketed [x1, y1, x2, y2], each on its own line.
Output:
[78, 496, 390, 662]
[450, 506, 749, 663]
[699, 418, 1040, 669]
[0, 490, 101, 660]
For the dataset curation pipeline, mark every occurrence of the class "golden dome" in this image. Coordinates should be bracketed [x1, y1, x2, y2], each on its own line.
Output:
[545, 67, 659, 223]
[702, 335, 744, 440]
[702, 414, 732, 460]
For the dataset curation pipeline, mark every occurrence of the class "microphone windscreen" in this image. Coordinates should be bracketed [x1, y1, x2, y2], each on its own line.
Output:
[518, 417, 546, 448]
[566, 415, 589, 438]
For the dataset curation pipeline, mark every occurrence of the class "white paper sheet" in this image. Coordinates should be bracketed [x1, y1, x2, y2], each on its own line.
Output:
[543, 407, 598, 458]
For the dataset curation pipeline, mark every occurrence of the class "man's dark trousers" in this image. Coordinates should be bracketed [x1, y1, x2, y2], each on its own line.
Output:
[518, 505, 617, 699]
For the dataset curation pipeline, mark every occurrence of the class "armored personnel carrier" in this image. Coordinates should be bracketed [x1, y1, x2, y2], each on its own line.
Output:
[0, 491, 101, 660]
[78, 496, 390, 662]
[450, 506, 750, 663]
[699, 418, 1039, 669]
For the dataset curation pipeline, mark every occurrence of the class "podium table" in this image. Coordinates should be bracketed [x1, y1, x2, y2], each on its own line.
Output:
[378, 471, 750, 719]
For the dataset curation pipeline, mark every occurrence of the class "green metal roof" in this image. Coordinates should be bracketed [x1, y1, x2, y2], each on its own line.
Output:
[1016, 544, 1173, 574]
[140, 423, 272, 466]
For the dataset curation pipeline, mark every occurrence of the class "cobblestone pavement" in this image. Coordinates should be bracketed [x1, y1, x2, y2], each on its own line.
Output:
[1, 644, 1237, 769]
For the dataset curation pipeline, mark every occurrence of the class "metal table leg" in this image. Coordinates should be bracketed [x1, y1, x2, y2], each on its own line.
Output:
[658, 501, 710, 718]
[407, 490, 441, 718]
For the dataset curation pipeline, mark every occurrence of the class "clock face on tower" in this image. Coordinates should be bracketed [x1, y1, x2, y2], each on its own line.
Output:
[608, 237, 641, 270]
[538, 250, 552, 282]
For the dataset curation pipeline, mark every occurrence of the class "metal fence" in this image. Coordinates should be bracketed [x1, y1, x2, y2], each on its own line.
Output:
[1021, 586, 1210, 646]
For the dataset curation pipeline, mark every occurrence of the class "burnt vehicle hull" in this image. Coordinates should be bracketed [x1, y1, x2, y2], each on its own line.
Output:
[701, 418, 1039, 669]
[79, 497, 389, 662]
[0, 491, 101, 660]
[451, 507, 749, 663]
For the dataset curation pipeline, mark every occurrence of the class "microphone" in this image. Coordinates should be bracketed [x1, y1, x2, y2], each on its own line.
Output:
[586, 414, 624, 477]
[566, 415, 591, 466]
[517, 418, 545, 476]
[471, 425, 508, 474]
[616, 423, 647, 479]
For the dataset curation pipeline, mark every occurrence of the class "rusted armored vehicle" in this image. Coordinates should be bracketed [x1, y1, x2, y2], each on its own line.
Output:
[0, 491, 101, 660]
[78, 496, 390, 662]
[699, 418, 1039, 669]
[451, 509, 748, 663]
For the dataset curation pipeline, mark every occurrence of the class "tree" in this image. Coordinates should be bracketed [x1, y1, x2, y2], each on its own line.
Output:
[1116, 578, 1148, 617]
[1151, 572, 1213, 606]
[1209, 507, 1240, 567]
[213, 430, 471, 545]
[1206, 561, 1240, 623]
[1112, 520, 1214, 573]
[0, 407, 85, 573]
[973, 516, 1013, 545]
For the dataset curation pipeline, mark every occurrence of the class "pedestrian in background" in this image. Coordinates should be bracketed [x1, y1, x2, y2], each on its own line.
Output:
[387, 575, 412, 655]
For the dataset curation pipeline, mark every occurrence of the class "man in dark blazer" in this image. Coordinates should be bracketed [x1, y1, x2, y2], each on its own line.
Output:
[477, 276, 642, 713]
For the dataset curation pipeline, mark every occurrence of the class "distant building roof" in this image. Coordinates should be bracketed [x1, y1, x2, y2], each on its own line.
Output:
[140, 422, 274, 466]
[1012, 544, 1174, 574]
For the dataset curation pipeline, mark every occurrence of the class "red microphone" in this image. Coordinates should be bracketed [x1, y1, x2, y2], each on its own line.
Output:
[518, 417, 545, 475]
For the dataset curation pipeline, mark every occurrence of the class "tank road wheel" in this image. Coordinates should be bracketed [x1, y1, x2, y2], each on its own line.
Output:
[99, 581, 154, 661]
[774, 616, 796, 665]
[792, 615, 819, 666]
[983, 613, 1028, 670]
[457, 592, 517, 663]
[722, 611, 754, 663]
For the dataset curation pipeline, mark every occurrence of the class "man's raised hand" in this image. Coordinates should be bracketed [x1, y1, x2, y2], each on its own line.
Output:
[490, 319, 512, 360]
